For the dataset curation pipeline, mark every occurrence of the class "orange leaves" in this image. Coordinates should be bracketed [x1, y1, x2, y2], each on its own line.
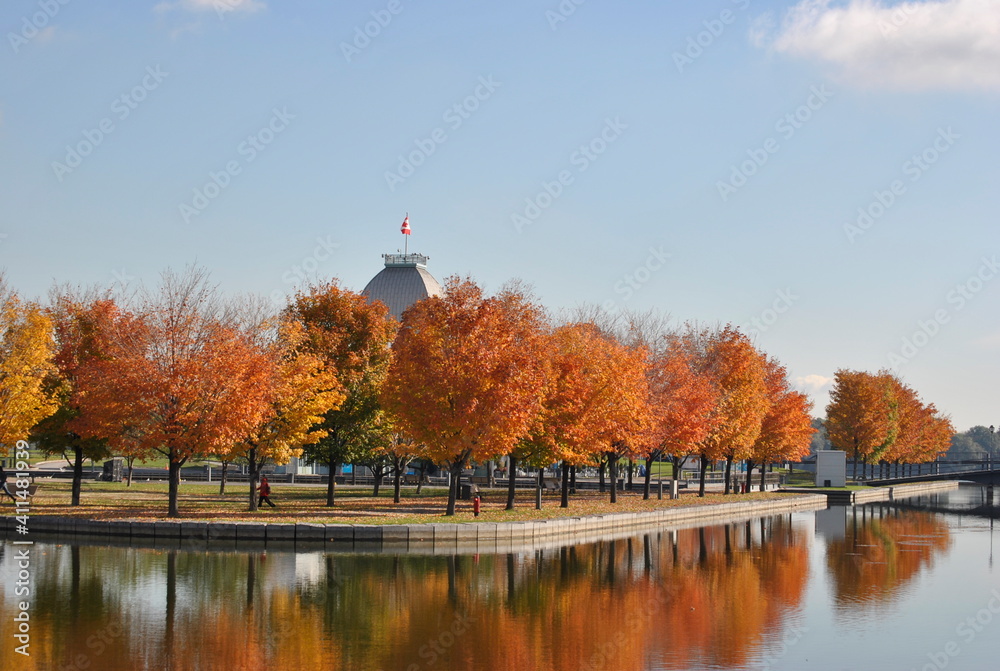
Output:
[826, 369, 952, 466]
[751, 358, 815, 464]
[646, 335, 717, 458]
[681, 325, 770, 463]
[383, 277, 549, 468]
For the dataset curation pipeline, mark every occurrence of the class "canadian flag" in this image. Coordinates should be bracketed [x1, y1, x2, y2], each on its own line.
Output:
[401, 215, 411, 235]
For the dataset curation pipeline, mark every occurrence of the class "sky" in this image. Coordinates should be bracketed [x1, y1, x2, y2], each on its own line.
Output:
[1, 0, 998, 431]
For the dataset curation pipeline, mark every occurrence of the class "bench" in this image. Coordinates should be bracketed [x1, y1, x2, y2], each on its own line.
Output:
[543, 478, 560, 493]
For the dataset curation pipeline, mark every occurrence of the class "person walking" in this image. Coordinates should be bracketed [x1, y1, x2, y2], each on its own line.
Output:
[0, 466, 18, 503]
[257, 475, 275, 508]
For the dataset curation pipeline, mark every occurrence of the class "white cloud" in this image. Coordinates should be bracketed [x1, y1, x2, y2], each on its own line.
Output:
[154, 0, 265, 15]
[794, 374, 834, 394]
[759, 0, 1000, 92]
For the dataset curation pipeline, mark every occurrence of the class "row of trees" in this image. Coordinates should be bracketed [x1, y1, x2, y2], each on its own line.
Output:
[12, 267, 953, 518]
[825, 369, 954, 479]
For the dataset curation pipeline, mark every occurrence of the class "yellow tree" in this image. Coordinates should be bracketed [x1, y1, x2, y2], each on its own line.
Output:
[227, 319, 345, 511]
[748, 358, 815, 491]
[382, 277, 549, 515]
[0, 274, 58, 452]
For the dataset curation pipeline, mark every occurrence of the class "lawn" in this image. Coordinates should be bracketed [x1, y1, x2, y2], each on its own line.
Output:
[12, 480, 794, 526]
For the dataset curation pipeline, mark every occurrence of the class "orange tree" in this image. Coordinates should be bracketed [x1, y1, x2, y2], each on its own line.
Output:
[71, 268, 275, 517]
[643, 332, 717, 499]
[30, 290, 117, 505]
[381, 277, 549, 515]
[684, 325, 769, 496]
[747, 357, 815, 491]
[0, 273, 58, 453]
[826, 369, 900, 479]
[285, 280, 397, 506]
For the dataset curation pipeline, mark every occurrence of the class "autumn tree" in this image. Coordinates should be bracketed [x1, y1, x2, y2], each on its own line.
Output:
[0, 273, 58, 453]
[826, 369, 899, 479]
[226, 318, 344, 511]
[382, 277, 549, 515]
[286, 280, 397, 506]
[72, 268, 275, 517]
[683, 325, 769, 496]
[747, 358, 815, 491]
[643, 332, 717, 499]
[30, 290, 116, 505]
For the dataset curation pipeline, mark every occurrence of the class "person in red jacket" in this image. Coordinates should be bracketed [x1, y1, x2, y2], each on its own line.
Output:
[258, 476, 276, 508]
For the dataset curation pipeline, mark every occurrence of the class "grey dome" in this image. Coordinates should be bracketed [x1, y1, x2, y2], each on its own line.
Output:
[363, 253, 443, 321]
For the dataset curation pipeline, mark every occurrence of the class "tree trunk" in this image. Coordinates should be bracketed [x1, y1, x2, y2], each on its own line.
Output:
[536, 467, 542, 510]
[672, 455, 681, 495]
[219, 460, 229, 496]
[698, 455, 709, 497]
[326, 459, 339, 507]
[126, 457, 135, 487]
[416, 461, 426, 495]
[168, 455, 182, 518]
[724, 456, 733, 495]
[372, 465, 384, 497]
[393, 461, 403, 504]
[71, 445, 84, 506]
[609, 454, 619, 503]
[570, 464, 577, 494]
[248, 447, 259, 512]
[643, 454, 655, 500]
[446, 461, 462, 516]
[598, 461, 606, 493]
[505, 455, 517, 510]
[627, 460, 633, 492]
[560, 461, 570, 508]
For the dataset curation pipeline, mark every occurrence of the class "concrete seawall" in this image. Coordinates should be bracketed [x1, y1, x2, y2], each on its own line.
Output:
[1, 494, 828, 555]
[783, 480, 960, 505]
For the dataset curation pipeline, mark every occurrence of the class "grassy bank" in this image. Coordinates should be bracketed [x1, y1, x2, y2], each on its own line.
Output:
[10, 480, 793, 526]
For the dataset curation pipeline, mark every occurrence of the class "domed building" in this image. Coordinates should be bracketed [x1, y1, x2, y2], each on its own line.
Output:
[362, 219, 443, 319]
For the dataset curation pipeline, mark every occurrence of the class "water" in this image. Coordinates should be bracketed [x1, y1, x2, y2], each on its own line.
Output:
[2, 484, 998, 671]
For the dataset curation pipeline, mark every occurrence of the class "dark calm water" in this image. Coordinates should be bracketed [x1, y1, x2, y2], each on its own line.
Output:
[3, 485, 999, 671]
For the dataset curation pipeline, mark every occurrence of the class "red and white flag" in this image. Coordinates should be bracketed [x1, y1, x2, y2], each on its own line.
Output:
[401, 215, 411, 235]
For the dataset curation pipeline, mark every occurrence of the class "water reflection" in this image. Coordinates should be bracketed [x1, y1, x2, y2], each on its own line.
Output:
[2, 517, 811, 671]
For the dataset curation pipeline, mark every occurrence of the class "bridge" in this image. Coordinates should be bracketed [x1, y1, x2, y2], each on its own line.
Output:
[867, 468, 1000, 487]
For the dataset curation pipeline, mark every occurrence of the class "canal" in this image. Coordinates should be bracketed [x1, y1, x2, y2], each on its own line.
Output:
[2, 484, 998, 670]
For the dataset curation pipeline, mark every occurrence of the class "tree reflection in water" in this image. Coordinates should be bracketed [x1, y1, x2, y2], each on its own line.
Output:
[1, 516, 817, 671]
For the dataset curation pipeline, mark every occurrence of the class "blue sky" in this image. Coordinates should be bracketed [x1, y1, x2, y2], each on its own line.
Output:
[2, 0, 998, 431]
